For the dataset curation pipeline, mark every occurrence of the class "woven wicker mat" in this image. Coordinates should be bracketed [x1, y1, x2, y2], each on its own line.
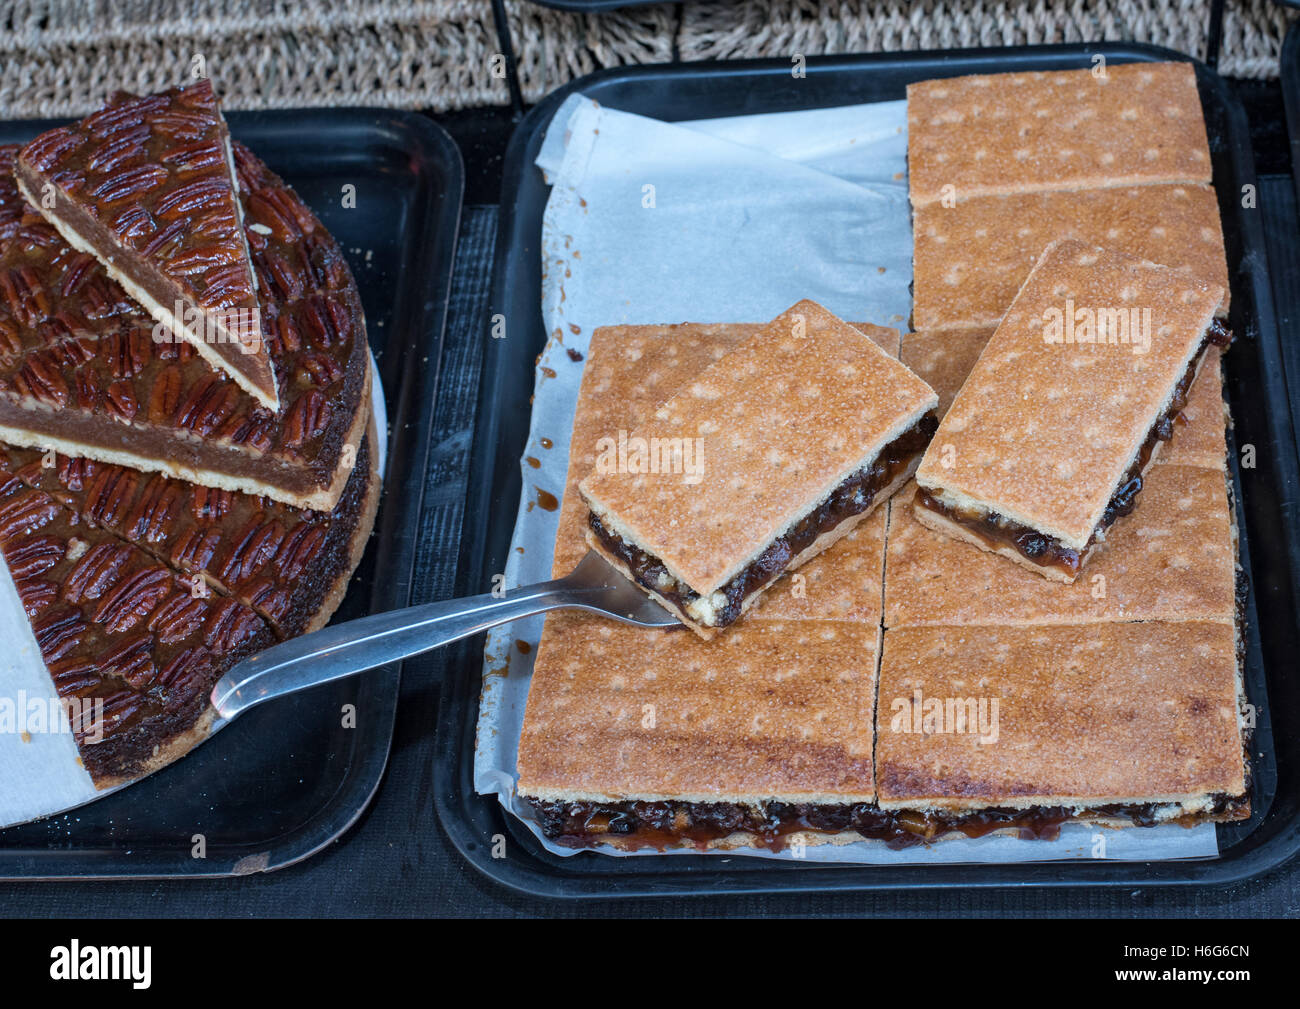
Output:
[0, 0, 1294, 116]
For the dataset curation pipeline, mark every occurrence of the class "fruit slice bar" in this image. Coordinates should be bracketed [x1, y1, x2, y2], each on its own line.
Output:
[578, 300, 937, 638]
[913, 240, 1229, 583]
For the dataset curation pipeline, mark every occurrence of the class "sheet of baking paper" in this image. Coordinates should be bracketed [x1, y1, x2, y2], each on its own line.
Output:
[474, 95, 1220, 863]
[0, 358, 387, 829]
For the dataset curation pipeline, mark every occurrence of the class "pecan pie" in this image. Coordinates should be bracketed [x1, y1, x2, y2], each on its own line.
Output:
[1, 417, 378, 640]
[0, 418, 378, 787]
[578, 301, 938, 638]
[14, 80, 277, 409]
[0, 139, 370, 511]
[912, 239, 1229, 582]
[0, 463, 272, 787]
[910, 183, 1230, 332]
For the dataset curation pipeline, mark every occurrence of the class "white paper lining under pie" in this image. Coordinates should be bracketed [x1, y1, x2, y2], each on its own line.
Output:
[471, 93, 1221, 865]
[0, 354, 386, 829]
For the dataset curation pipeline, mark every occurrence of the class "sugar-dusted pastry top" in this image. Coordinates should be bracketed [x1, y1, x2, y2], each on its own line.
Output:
[579, 301, 935, 595]
[907, 61, 1212, 208]
[553, 322, 761, 578]
[914, 239, 1224, 548]
[900, 328, 1227, 468]
[885, 463, 1236, 627]
[912, 184, 1229, 330]
[875, 621, 1245, 809]
[517, 613, 878, 804]
[555, 320, 899, 623]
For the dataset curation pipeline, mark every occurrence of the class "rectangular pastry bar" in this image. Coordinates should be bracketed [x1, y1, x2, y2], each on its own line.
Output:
[887, 465, 1238, 628]
[911, 184, 1230, 331]
[578, 301, 937, 637]
[907, 61, 1212, 208]
[899, 327, 1229, 469]
[557, 319, 899, 626]
[913, 239, 1230, 582]
[517, 614, 879, 850]
[874, 622, 1249, 841]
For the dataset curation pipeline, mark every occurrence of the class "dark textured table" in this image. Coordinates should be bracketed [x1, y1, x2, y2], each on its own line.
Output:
[3, 87, 1299, 918]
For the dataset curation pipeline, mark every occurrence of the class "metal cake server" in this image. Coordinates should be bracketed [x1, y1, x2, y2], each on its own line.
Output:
[209, 549, 679, 725]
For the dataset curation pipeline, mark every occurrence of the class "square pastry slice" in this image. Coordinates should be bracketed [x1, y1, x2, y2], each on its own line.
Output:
[15, 79, 277, 410]
[906, 61, 1212, 208]
[517, 614, 879, 850]
[578, 300, 938, 638]
[913, 239, 1230, 583]
[875, 623, 1249, 842]
[911, 184, 1229, 331]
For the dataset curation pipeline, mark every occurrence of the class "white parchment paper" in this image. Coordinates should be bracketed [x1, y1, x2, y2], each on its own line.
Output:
[474, 94, 1219, 864]
[0, 360, 387, 828]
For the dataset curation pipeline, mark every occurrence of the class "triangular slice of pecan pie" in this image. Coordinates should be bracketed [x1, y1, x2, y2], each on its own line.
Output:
[14, 80, 279, 409]
[0, 140, 370, 511]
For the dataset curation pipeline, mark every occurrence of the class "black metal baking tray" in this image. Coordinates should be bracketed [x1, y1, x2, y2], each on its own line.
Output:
[1269, 22, 1300, 468]
[439, 44, 1300, 897]
[0, 108, 462, 878]
[1283, 23, 1300, 196]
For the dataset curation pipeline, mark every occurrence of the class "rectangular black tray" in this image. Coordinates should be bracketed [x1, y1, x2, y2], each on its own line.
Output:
[0, 108, 463, 878]
[439, 44, 1300, 897]
[1274, 23, 1300, 440]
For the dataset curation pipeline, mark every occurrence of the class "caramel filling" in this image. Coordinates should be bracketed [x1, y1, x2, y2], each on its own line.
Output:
[524, 794, 1248, 852]
[917, 320, 1232, 577]
[589, 412, 938, 627]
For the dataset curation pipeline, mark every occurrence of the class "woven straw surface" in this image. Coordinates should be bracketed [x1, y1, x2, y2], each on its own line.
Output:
[0, 0, 1293, 117]
[681, 0, 1296, 80]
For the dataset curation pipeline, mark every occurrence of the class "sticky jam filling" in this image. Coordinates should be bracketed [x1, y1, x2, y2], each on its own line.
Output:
[523, 793, 1248, 852]
[916, 320, 1232, 577]
[589, 412, 938, 627]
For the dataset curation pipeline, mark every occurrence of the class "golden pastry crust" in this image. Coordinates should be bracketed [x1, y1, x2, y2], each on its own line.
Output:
[901, 328, 1227, 471]
[585, 465, 912, 637]
[555, 320, 899, 580]
[516, 613, 879, 804]
[553, 319, 903, 629]
[914, 239, 1223, 551]
[552, 322, 762, 578]
[912, 184, 1229, 330]
[1160, 347, 1228, 469]
[745, 507, 887, 625]
[899, 327, 998, 419]
[907, 61, 1212, 208]
[886, 464, 1237, 627]
[874, 621, 1246, 809]
[578, 301, 935, 598]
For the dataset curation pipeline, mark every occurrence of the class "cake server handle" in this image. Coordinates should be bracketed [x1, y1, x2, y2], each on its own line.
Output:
[209, 550, 677, 723]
